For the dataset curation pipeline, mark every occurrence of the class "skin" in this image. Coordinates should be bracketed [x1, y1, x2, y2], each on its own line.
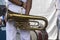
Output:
[5, 0, 32, 22]
[0, 19, 2, 25]
[23, 0, 32, 15]
[8, 0, 23, 6]
[9, 0, 32, 15]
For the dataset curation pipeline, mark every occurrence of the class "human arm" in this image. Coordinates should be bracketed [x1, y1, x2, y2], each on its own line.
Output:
[23, 0, 32, 15]
[8, 0, 23, 6]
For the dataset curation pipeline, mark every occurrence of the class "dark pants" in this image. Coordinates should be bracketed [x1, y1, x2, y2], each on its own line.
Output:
[0, 30, 6, 40]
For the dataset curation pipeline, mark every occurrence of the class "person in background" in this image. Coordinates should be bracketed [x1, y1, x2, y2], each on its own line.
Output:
[0, 0, 6, 30]
[0, 17, 2, 27]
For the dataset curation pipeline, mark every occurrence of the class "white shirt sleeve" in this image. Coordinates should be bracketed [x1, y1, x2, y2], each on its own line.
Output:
[21, 0, 27, 3]
[8, 1, 26, 14]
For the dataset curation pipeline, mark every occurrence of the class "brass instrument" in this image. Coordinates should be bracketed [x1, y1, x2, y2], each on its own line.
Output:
[7, 13, 48, 30]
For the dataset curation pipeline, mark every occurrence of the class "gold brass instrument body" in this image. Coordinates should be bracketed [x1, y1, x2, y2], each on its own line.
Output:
[7, 13, 48, 30]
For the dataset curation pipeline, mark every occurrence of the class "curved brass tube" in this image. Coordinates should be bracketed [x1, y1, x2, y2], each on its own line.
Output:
[8, 13, 48, 30]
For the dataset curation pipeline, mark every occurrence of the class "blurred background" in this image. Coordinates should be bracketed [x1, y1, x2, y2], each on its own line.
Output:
[0, 0, 6, 40]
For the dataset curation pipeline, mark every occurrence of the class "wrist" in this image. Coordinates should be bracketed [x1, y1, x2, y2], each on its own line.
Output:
[20, 1, 24, 7]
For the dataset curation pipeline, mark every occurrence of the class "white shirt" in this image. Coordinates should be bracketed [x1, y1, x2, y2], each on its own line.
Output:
[30, 0, 57, 39]
[56, 0, 60, 9]
[8, 0, 27, 14]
